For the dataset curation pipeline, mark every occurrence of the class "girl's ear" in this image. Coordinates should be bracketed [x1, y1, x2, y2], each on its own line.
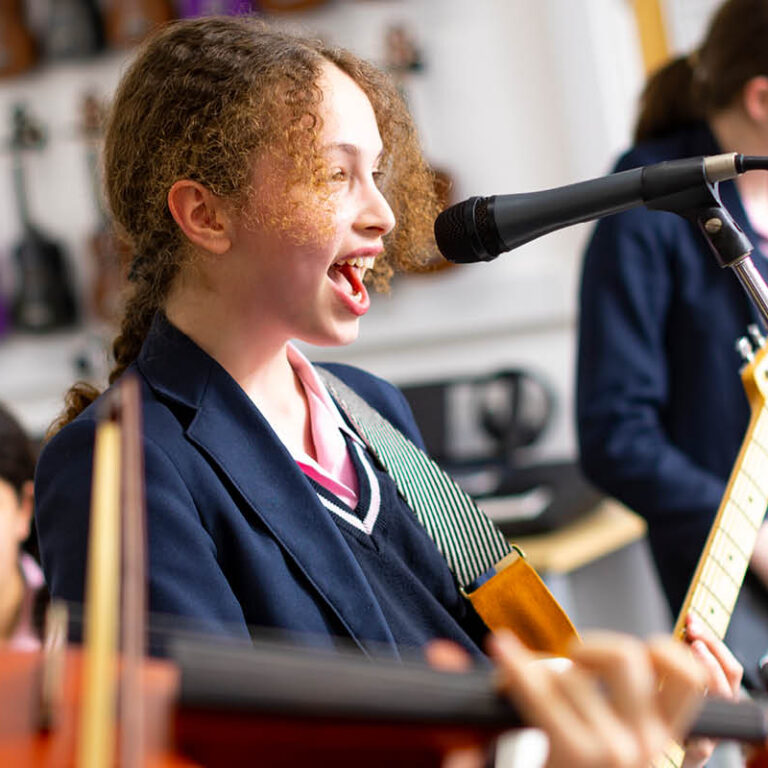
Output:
[742, 75, 768, 125]
[167, 180, 233, 255]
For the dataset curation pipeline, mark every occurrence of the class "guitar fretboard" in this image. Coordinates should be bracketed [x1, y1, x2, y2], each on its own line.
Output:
[654, 382, 768, 768]
[684, 406, 768, 639]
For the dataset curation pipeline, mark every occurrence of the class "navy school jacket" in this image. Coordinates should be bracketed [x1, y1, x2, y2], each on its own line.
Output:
[35, 313, 481, 658]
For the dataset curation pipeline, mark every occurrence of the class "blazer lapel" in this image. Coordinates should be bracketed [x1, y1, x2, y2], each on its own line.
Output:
[138, 314, 397, 654]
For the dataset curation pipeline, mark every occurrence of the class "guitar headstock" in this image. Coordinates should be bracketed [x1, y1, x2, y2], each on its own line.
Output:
[738, 325, 768, 409]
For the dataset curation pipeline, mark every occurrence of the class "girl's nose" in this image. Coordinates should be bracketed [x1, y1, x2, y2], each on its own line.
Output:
[358, 182, 396, 236]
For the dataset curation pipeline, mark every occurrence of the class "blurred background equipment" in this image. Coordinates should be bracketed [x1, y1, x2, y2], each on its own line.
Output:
[9, 103, 77, 332]
[42, 0, 104, 61]
[400, 368, 603, 537]
[0, 0, 38, 78]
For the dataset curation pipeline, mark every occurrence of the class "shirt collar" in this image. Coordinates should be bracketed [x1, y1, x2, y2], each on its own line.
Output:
[286, 343, 365, 447]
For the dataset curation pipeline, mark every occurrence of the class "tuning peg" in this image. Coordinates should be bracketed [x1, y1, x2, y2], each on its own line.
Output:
[737, 336, 755, 363]
[748, 324, 766, 348]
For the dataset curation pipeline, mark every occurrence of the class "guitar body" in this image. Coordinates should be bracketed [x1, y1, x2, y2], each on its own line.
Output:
[0, 1, 37, 77]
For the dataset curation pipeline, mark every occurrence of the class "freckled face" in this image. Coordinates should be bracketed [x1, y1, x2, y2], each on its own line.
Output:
[225, 61, 396, 348]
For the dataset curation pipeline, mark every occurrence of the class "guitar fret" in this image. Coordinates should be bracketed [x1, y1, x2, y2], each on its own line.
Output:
[700, 553, 739, 611]
[742, 446, 768, 485]
[729, 464, 768, 527]
[719, 501, 757, 559]
[713, 527, 749, 577]
[690, 583, 729, 638]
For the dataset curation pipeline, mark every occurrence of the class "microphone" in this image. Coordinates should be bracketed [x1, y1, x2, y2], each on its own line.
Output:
[434, 153, 762, 264]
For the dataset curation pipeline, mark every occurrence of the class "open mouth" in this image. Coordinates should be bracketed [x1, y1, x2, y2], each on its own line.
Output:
[328, 255, 376, 301]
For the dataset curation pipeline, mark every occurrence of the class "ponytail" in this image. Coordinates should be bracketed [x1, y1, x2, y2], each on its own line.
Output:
[633, 55, 702, 143]
[634, 0, 768, 144]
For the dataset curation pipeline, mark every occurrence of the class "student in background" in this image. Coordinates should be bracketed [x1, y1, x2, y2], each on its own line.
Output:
[0, 403, 44, 649]
[578, 0, 768, 685]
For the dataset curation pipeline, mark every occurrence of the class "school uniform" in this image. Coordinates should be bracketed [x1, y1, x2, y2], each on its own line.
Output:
[34, 312, 487, 658]
[577, 122, 768, 680]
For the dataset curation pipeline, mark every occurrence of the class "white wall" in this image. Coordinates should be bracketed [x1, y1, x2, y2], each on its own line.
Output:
[0, 0, 647, 446]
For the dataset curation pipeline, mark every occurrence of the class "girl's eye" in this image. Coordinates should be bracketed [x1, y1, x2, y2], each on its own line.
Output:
[372, 171, 385, 188]
[331, 168, 348, 182]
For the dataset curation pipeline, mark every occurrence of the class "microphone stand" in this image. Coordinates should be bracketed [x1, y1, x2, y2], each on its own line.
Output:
[650, 179, 768, 325]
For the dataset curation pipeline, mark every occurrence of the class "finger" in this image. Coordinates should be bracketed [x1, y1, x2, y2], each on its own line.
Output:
[489, 632, 649, 767]
[680, 736, 716, 767]
[684, 615, 743, 695]
[441, 746, 486, 768]
[487, 631, 585, 736]
[424, 640, 474, 672]
[569, 631, 654, 720]
[569, 632, 665, 760]
[547, 660, 647, 766]
[647, 635, 707, 738]
[690, 639, 732, 699]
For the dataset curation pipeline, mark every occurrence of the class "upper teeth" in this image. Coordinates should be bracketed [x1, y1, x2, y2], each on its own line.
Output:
[336, 256, 376, 269]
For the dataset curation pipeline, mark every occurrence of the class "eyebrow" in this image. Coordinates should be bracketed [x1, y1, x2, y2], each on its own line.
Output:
[325, 142, 384, 163]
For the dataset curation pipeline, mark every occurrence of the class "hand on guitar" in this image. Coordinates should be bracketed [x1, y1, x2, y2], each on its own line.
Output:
[748, 522, 768, 592]
[427, 630, 707, 768]
[682, 614, 743, 768]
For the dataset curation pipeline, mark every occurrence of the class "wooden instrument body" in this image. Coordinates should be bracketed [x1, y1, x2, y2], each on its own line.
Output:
[0, 647, 500, 767]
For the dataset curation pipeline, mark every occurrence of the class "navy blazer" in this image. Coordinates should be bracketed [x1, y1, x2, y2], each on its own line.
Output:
[577, 122, 768, 614]
[35, 313, 436, 657]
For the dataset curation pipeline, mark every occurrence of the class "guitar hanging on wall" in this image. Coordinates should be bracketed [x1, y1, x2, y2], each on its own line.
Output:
[8, 104, 78, 332]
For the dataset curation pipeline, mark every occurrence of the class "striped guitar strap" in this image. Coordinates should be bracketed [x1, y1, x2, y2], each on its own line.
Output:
[318, 369, 579, 657]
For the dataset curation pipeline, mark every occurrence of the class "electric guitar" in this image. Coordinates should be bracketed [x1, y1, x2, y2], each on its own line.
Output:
[655, 325, 768, 767]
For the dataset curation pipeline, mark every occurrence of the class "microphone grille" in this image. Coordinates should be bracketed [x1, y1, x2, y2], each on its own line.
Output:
[434, 197, 491, 263]
[434, 200, 469, 263]
[474, 197, 500, 258]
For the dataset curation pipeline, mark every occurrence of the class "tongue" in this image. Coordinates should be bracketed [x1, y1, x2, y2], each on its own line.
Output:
[338, 263, 365, 296]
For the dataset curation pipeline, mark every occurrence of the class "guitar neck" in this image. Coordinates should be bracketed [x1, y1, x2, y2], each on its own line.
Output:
[653, 339, 768, 768]
[673, 387, 768, 641]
